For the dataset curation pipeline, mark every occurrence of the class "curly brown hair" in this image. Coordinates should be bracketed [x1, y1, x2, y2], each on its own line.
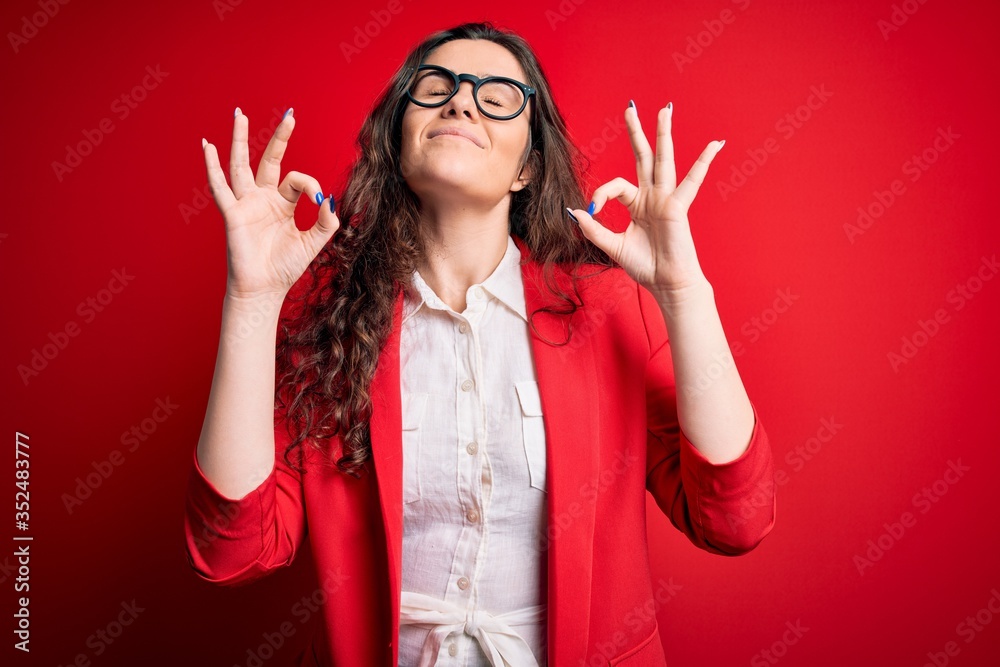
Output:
[274, 21, 617, 478]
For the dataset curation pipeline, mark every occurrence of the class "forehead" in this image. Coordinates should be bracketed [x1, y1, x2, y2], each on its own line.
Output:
[422, 39, 527, 81]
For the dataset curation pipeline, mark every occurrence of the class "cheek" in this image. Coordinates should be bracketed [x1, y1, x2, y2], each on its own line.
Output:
[400, 109, 424, 152]
[400, 118, 415, 153]
[494, 131, 529, 168]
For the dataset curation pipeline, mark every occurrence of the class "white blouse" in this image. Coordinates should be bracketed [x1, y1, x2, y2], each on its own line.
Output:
[397, 234, 548, 666]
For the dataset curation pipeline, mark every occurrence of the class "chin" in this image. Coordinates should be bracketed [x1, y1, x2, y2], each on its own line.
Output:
[411, 159, 482, 187]
[407, 173, 492, 204]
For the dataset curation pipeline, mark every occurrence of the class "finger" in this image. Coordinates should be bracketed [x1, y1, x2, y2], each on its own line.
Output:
[568, 205, 626, 264]
[625, 102, 654, 189]
[653, 103, 676, 191]
[202, 138, 237, 212]
[256, 109, 295, 189]
[304, 194, 341, 256]
[277, 170, 324, 208]
[588, 176, 640, 219]
[672, 140, 724, 210]
[230, 109, 255, 198]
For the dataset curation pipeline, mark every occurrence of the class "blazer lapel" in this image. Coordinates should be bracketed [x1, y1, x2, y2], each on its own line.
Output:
[368, 289, 405, 660]
[515, 235, 599, 665]
[369, 236, 599, 665]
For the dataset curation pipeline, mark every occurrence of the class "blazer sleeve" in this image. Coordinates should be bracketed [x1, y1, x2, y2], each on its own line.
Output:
[182, 409, 308, 586]
[638, 282, 776, 556]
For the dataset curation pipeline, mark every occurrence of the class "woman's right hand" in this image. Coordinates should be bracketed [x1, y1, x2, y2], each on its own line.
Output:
[201, 108, 340, 300]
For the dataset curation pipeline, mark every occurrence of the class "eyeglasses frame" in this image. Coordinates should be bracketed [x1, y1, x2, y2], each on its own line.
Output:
[405, 64, 537, 122]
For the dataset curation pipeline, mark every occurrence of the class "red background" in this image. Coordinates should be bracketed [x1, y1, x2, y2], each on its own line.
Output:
[3, 0, 999, 665]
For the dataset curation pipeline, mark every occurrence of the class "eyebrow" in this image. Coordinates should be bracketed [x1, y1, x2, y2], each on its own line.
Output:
[425, 65, 505, 79]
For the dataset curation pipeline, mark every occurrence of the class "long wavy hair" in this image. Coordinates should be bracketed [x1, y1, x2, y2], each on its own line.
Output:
[275, 21, 617, 478]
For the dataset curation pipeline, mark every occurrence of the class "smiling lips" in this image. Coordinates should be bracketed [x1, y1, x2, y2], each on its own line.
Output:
[428, 126, 483, 148]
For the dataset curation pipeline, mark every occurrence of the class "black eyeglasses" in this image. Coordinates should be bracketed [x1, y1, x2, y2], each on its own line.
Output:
[405, 64, 536, 121]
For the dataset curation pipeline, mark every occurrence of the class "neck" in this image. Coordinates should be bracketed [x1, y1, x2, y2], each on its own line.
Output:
[415, 198, 511, 312]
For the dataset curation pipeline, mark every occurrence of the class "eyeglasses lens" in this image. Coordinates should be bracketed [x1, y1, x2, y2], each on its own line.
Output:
[410, 71, 525, 119]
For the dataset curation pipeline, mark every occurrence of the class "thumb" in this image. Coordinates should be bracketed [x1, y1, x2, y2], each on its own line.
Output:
[567, 207, 621, 261]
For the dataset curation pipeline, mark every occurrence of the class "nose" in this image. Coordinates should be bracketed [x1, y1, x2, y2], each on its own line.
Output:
[443, 80, 479, 118]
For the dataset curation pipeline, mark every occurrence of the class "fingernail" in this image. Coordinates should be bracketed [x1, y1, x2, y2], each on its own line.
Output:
[315, 192, 324, 206]
[284, 107, 294, 119]
[628, 99, 636, 112]
[587, 201, 596, 216]
[565, 207, 579, 224]
[234, 106, 241, 117]
[667, 101, 673, 115]
[201, 137, 207, 149]
[329, 194, 336, 212]
[718, 139, 726, 149]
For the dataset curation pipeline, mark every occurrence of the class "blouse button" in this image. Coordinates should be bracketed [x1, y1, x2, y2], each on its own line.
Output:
[459, 323, 469, 334]
[457, 577, 470, 590]
[466, 509, 479, 523]
[461, 379, 474, 392]
[448, 643, 458, 656]
[466, 442, 478, 455]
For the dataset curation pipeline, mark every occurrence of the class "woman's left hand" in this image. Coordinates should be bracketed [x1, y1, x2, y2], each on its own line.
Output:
[568, 101, 724, 299]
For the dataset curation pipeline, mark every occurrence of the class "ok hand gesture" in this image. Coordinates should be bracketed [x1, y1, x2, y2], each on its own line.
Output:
[567, 102, 723, 299]
[201, 108, 339, 300]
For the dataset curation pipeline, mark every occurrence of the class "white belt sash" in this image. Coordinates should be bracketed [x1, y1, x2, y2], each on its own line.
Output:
[400, 590, 546, 666]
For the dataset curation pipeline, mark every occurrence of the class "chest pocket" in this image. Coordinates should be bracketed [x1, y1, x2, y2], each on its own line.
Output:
[515, 380, 547, 493]
[401, 392, 429, 504]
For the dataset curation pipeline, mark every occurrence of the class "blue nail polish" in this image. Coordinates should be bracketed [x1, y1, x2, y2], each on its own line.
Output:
[587, 201, 596, 216]
[565, 207, 579, 224]
[329, 194, 336, 212]
[628, 99, 635, 111]
[315, 192, 324, 206]
[284, 107, 292, 119]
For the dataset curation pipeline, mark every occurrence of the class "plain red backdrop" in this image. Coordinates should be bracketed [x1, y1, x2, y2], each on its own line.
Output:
[3, 0, 999, 665]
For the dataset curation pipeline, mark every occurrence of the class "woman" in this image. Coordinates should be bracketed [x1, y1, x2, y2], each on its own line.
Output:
[184, 21, 775, 667]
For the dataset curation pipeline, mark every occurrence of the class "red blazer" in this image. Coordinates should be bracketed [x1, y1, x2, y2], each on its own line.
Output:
[183, 235, 776, 666]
